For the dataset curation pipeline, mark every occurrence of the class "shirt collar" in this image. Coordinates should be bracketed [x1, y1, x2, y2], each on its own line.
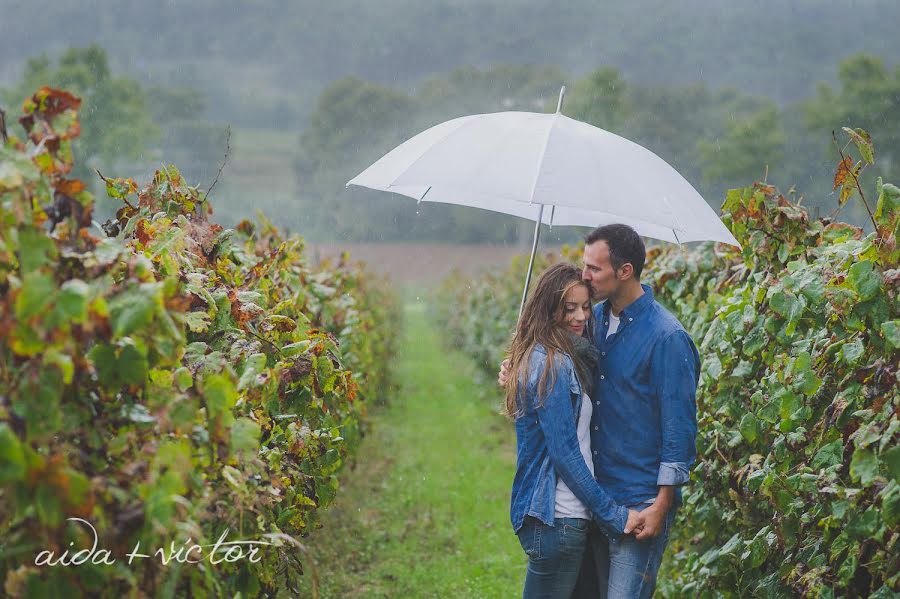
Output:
[602, 283, 654, 320]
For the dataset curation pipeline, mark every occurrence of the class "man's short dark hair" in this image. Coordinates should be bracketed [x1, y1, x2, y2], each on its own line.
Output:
[584, 224, 646, 279]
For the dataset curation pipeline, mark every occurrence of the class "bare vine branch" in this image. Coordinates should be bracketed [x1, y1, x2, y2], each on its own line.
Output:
[205, 125, 231, 202]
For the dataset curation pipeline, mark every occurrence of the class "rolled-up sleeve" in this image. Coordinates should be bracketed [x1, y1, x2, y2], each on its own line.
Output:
[652, 330, 699, 486]
[658, 462, 691, 486]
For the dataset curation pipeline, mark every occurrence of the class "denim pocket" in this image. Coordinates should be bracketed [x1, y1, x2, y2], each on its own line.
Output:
[560, 518, 589, 547]
[562, 518, 589, 533]
[517, 517, 543, 559]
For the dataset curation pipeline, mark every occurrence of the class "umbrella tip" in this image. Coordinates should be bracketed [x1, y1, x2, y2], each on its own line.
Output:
[556, 86, 566, 114]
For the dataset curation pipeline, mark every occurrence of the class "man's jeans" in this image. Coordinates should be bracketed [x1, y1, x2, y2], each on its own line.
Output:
[574, 504, 677, 599]
[517, 516, 590, 599]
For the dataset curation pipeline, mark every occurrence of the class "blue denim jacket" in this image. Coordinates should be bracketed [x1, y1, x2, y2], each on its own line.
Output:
[591, 284, 700, 507]
[509, 343, 628, 538]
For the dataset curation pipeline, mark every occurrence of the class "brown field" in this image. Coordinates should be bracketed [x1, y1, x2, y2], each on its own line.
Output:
[307, 243, 565, 286]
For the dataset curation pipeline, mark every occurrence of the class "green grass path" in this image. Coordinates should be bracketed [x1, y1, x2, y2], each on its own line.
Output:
[297, 301, 523, 598]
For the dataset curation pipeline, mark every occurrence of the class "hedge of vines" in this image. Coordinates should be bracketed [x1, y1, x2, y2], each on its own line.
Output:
[436, 132, 898, 596]
[0, 88, 400, 597]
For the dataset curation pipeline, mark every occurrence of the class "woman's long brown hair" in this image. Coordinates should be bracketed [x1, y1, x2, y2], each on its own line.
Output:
[503, 263, 592, 418]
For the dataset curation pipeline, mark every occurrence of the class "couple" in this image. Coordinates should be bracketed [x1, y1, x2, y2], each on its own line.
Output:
[499, 224, 699, 598]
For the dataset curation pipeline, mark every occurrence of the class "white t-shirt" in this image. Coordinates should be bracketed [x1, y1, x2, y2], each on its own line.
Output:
[607, 312, 621, 337]
[553, 392, 595, 518]
[553, 312, 625, 517]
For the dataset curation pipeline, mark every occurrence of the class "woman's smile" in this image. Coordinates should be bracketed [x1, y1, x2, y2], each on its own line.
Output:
[561, 284, 591, 337]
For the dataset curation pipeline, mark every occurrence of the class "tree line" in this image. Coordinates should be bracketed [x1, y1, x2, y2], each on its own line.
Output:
[3, 46, 898, 243]
[294, 56, 900, 241]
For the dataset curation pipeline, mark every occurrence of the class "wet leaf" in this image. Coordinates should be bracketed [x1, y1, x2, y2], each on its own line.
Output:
[884, 446, 900, 482]
[108, 284, 159, 337]
[847, 260, 880, 301]
[812, 439, 844, 470]
[18, 227, 56, 273]
[53, 279, 90, 325]
[56, 178, 85, 195]
[875, 179, 899, 224]
[14, 271, 55, 321]
[203, 373, 237, 420]
[238, 353, 268, 391]
[839, 338, 864, 365]
[0, 424, 26, 484]
[740, 412, 761, 443]
[842, 127, 874, 164]
[849, 448, 879, 485]
[35, 483, 63, 527]
[833, 156, 854, 191]
[182, 311, 211, 333]
[231, 417, 261, 458]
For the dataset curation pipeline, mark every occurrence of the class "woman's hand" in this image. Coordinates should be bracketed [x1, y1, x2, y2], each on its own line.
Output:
[623, 509, 645, 535]
[497, 359, 510, 386]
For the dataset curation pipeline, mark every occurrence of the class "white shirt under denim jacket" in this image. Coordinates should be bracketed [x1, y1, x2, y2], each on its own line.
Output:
[552, 389, 595, 518]
[508, 343, 627, 539]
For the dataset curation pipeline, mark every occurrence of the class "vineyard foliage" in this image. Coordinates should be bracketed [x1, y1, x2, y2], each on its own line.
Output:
[436, 134, 898, 596]
[0, 88, 400, 596]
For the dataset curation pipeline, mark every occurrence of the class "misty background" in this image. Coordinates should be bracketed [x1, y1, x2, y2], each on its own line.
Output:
[2, 0, 899, 245]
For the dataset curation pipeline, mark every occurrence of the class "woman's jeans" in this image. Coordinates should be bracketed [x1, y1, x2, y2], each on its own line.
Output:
[517, 516, 590, 599]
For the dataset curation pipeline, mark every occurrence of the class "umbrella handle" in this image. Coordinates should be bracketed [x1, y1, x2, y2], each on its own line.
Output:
[518, 204, 545, 320]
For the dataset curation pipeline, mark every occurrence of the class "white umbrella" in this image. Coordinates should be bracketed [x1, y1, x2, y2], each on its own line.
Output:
[347, 87, 740, 314]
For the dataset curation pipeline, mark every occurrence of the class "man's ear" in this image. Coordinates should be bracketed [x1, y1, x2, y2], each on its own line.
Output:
[618, 263, 634, 281]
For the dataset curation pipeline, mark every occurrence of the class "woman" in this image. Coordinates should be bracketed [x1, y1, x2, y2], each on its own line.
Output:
[505, 263, 632, 598]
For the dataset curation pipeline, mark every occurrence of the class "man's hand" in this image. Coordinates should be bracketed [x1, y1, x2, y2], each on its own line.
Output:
[633, 504, 668, 540]
[632, 486, 674, 540]
[497, 359, 510, 387]
[623, 508, 644, 535]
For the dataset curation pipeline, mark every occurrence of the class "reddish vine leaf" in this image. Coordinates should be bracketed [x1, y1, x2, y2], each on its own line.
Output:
[839, 181, 857, 206]
[135, 219, 152, 245]
[833, 156, 854, 191]
[56, 178, 85, 195]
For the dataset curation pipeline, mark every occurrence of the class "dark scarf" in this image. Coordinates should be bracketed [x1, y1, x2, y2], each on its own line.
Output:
[569, 332, 600, 400]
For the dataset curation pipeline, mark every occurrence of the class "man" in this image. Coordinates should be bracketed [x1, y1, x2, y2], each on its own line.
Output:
[500, 223, 699, 598]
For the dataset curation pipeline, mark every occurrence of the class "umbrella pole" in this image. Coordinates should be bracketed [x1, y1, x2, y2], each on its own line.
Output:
[517, 86, 562, 320]
[518, 204, 545, 320]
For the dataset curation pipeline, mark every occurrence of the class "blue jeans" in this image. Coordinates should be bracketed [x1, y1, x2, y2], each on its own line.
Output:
[574, 504, 676, 599]
[517, 516, 590, 599]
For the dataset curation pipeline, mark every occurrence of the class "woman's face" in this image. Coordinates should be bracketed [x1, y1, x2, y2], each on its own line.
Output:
[559, 284, 591, 336]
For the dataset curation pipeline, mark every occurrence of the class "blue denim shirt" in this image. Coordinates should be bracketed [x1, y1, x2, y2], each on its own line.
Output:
[590, 284, 700, 507]
[509, 343, 628, 538]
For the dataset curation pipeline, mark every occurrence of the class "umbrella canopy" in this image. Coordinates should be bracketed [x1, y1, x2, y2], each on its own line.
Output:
[347, 87, 740, 316]
[347, 99, 740, 247]
[380, 184, 700, 245]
